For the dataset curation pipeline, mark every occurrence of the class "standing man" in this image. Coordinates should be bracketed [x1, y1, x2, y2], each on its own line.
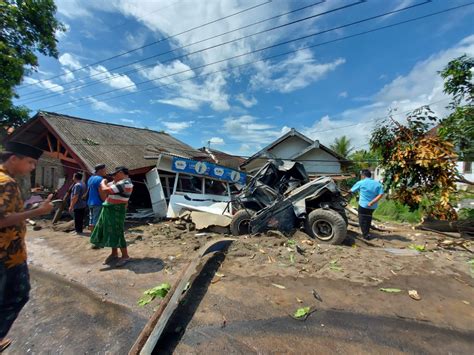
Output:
[69, 172, 87, 235]
[350, 169, 384, 240]
[91, 167, 133, 267]
[87, 164, 106, 232]
[0, 142, 53, 351]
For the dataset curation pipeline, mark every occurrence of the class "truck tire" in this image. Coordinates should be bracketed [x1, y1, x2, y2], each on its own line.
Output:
[305, 209, 347, 244]
[230, 209, 255, 236]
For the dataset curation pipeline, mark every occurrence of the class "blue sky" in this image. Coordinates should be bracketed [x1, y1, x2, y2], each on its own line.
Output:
[14, 0, 474, 156]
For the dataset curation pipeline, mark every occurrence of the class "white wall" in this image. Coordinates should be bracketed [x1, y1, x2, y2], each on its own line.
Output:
[268, 136, 309, 159]
[297, 149, 341, 174]
[457, 161, 473, 183]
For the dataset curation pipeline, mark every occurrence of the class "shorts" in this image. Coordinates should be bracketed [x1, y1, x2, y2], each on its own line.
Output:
[89, 205, 103, 226]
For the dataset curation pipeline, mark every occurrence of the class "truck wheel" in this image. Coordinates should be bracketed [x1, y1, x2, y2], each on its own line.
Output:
[305, 209, 347, 244]
[230, 209, 255, 236]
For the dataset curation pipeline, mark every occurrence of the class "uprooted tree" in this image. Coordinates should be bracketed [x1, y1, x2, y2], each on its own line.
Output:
[370, 55, 474, 221]
[370, 106, 458, 221]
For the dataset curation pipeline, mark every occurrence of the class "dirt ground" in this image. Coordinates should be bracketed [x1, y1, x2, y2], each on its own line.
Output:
[5, 216, 474, 353]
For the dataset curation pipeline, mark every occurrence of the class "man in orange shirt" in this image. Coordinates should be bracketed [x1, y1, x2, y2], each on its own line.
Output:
[0, 142, 53, 352]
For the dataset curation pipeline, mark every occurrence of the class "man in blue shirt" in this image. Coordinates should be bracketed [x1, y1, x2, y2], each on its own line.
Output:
[350, 169, 384, 240]
[87, 164, 107, 232]
[69, 172, 87, 235]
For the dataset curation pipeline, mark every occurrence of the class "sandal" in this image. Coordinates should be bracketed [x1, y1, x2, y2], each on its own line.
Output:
[102, 255, 118, 265]
[0, 338, 12, 352]
[115, 258, 131, 267]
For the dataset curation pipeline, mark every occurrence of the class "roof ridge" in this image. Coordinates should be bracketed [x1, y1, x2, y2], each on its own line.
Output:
[39, 111, 169, 135]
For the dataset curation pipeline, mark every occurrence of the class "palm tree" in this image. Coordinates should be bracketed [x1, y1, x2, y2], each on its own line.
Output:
[330, 136, 354, 158]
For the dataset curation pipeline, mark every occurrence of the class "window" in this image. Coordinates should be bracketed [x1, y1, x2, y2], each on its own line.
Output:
[464, 162, 472, 174]
[175, 175, 203, 194]
[204, 179, 228, 196]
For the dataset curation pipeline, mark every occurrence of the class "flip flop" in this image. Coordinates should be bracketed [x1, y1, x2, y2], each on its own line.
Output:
[115, 258, 131, 267]
[0, 338, 12, 352]
[102, 255, 119, 265]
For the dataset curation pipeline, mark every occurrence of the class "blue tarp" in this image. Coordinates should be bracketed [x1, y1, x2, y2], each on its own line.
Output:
[171, 157, 247, 185]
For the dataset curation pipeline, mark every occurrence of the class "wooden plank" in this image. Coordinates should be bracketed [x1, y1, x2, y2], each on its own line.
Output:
[129, 238, 235, 355]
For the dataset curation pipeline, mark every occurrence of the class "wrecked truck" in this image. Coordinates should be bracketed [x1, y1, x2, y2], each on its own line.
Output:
[231, 160, 348, 244]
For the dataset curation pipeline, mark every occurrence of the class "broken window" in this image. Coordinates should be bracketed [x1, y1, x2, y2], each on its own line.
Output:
[175, 175, 203, 194]
[204, 178, 228, 196]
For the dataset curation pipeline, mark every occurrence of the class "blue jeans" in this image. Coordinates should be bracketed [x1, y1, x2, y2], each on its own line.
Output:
[0, 262, 30, 338]
[89, 205, 103, 227]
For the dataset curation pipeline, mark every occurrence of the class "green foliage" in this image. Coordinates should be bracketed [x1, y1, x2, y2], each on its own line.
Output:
[330, 135, 354, 158]
[370, 106, 458, 220]
[0, 0, 64, 128]
[373, 198, 423, 224]
[438, 55, 474, 160]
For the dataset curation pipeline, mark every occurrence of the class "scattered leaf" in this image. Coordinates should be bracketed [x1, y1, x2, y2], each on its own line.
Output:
[379, 288, 402, 293]
[296, 297, 303, 303]
[302, 239, 314, 246]
[138, 283, 171, 306]
[294, 306, 310, 319]
[408, 290, 421, 300]
[249, 253, 256, 259]
[259, 249, 266, 254]
[462, 300, 470, 305]
[408, 244, 426, 252]
[272, 283, 286, 289]
[215, 272, 225, 278]
[287, 239, 296, 247]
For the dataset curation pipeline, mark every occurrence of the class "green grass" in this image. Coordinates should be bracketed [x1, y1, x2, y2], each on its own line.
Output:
[350, 197, 422, 224]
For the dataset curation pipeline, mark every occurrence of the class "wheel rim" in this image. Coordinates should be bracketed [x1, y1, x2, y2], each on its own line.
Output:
[237, 218, 251, 235]
[311, 219, 334, 241]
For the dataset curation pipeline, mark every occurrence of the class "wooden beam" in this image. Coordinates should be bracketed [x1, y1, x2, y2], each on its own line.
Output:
[46, 134, 53, 152]
[43, 151, 77, 164]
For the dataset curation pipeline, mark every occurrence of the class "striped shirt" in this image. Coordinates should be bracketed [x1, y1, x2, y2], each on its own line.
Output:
[105, 178, 133, 204]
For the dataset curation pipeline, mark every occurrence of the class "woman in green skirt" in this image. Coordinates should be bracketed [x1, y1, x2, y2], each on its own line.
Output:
[91, 166, 133, 267]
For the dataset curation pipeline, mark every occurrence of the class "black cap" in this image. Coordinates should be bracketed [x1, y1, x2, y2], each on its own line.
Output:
[94, 163, 106, 172]
[111, 166, 129, 175]
[5, 141, 43, 160]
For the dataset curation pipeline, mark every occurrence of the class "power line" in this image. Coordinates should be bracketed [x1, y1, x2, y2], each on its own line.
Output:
[19, 0, 330, 102]
[20, 0, 358, 104]
[39, 0, 435, 111]
[57, 0, 468, 114]
[19, 0, 273, 90]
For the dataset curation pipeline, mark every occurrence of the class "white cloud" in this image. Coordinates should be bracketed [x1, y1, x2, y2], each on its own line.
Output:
[89, 65, 137, 92]
[56, 0, 92, 18]
[251, 50, 345, 93]
[157, 98, 200, 111]
[303, 34, 474, 150]
[223, 115, 289, 146]
[59, 53, 82, 70]
[235, 94, 257, 108]
[339, 91, 348, 98]
[87, 97, 125, 113]
[208, 137, 225, 145]
[162, 120, 194, 134]
[64, 0, 342, 113]
[120, 118, 135, 123]
[23, 77, 64, 93]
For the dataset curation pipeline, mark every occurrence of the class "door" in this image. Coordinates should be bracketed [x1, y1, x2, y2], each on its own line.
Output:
[145, 168, 167, 218]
